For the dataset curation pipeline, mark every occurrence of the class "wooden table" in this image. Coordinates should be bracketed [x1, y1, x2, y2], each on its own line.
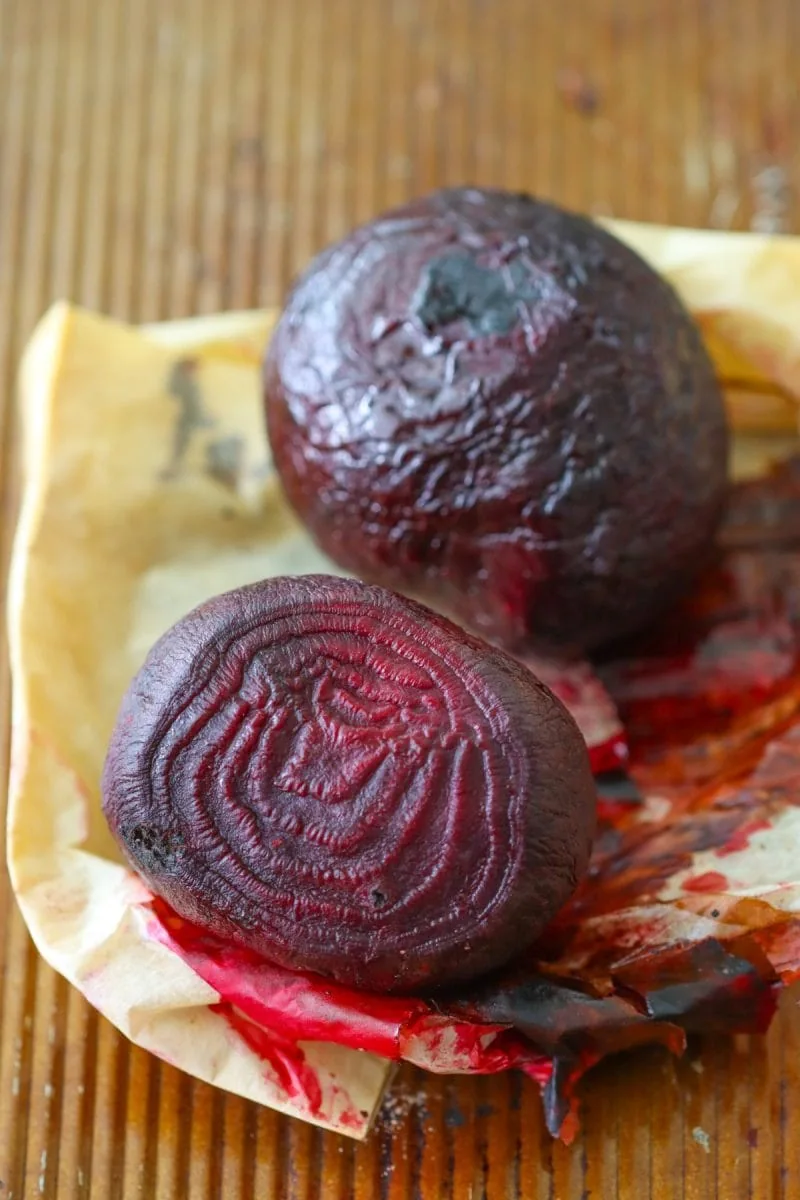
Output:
[1, 1, 798, 1196]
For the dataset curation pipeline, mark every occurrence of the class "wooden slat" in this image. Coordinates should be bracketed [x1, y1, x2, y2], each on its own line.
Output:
[0, 1, 798, 1196]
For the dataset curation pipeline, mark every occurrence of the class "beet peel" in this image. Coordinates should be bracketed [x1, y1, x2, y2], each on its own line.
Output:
[264, 187, 729, 654]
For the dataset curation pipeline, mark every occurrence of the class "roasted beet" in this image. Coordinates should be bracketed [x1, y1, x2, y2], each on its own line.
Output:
[102, 575, 596, 993]
[264, 187, 729, 654]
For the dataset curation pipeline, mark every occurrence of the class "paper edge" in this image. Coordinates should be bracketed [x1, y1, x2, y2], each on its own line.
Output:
[7, 302, 73, 869]
[142, 308, 276, 348]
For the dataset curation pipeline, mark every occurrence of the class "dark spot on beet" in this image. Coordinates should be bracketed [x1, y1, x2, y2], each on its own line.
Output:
[264, 187, 729, 655]
[414, 253, 546, 336]
[102, 574, 596, 993]
[125, 823, 183, 872]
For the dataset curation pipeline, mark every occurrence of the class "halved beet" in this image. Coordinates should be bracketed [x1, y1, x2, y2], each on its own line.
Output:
[264, 187, 729, 654]
[102, 575, 596, 993]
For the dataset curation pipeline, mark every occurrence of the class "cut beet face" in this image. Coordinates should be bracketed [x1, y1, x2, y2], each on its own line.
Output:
[264, 187, 729, 655]
[102, 575, 596, 993]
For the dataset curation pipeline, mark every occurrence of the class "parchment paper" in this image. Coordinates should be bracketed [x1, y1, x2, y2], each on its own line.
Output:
[8, 219, 800, 1138]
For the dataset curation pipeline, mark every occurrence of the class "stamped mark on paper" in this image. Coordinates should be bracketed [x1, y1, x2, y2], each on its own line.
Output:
[160, 357, 271, 494]
[160, 358, 216, 480]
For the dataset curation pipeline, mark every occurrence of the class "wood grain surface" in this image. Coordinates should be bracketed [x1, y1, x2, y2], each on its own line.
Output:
[1, 1, 799, 1196]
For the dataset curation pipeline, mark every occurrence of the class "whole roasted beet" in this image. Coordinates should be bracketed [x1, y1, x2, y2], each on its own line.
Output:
[264, 188, 729, 654]
[102, 575, 595, 993]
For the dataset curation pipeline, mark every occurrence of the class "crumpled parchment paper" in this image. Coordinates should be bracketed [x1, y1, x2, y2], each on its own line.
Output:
[7, 219, 800, 1139]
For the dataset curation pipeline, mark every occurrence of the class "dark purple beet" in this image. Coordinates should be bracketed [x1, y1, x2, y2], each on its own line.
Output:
[264, 187, 729, 654]
[102, 575, 596, 993]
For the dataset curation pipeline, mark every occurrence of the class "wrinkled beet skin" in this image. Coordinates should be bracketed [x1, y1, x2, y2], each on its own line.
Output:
[102, 575, 596, 993]
[264, 188, 729, 654]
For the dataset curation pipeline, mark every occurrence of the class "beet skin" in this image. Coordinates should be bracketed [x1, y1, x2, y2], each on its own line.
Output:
[264, 187, 729, 654]
[102, 575, 596, 993]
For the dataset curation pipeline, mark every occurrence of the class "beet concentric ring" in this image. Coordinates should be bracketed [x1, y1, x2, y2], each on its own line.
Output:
[103, 575, 596, 992]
